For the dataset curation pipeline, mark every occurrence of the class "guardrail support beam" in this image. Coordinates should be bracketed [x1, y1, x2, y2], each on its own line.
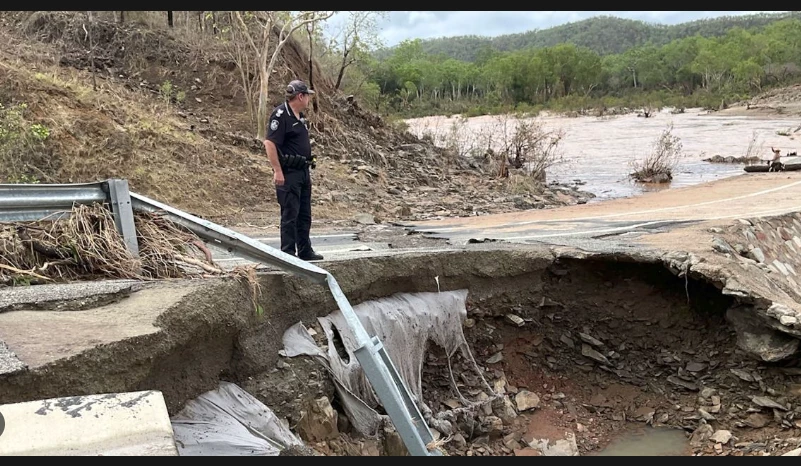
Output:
[105, 179, 139, 257]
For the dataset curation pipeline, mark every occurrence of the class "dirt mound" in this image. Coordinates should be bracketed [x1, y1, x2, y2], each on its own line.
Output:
[0, 11, 588, 228]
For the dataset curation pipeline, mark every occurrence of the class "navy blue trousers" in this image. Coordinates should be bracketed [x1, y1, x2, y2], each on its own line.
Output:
[276, 167, 312, 257]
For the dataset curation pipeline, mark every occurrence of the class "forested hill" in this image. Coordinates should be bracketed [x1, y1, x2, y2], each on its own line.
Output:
[382, 12, 801, 62]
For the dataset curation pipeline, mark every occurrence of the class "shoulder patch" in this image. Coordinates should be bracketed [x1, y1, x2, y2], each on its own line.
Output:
[275, 108, 284, 117]
[270, 119, 279, 131]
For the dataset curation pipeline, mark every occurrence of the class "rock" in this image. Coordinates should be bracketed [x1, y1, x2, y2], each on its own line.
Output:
[493, 396, 518, 424]
[700, 387, 717, 398]
[698, 408, 716, 421]
[579, 332, 604, 347]
[483, 415, 504, 437]
[783, 448, 801, 456]
[560, 334, 575, 348]
[354, 213, 376, 224]
[464, 318, 475, 328]
[779, 316, 798, 326]
[529, 432, 579, 456]
[748, 247, 766, 263]
[744, 413, 771, 428]
[383, 428, 408, 456]
[711, 396, 721, 406]
[581, 344, 610, 365]
[751, 396, 788, 411]
[477, 392, 493, 416]
[633, 406, 656, 422]
[493, 376, 508, 393]
[686, 362, 708, 372]
[730, 368, 758, 382]
[503, 432, 523, 451]
[514, 447, 541, 456]
[576, 423, 586, 433]
[712, 238, 736, 255]
[296, 396, 339, 442]
[710, 430, 732, 445]
[451, 433, 467, 449]
[443, 399, 460, 410]
[279, 444, 319, 456]
[505, 314, 525, 327]
[726, 307, 801, 362]
[690, 423, 714, 447]
[667, 375, 699, 391]
[514, 391, 541, 411]
[486, 352, 503, 364]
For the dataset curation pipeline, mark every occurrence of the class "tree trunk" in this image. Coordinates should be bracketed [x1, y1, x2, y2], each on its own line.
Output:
[167, 11, 173, 28]
[211, 12, 218, 35]
[197, 11, 204, 32]
[335, 48, 349, 90]
[307, 23, 318, 113]
[118, 11, 125, 24]
[257, 51, 270, 140]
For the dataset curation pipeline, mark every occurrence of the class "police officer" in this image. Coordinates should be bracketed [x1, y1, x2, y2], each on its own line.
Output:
[263, 79, 323, 261]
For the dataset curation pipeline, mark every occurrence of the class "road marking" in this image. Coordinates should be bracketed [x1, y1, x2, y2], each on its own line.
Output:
[413, 178, 801, 234]
[213, 246, 374, 262]
[253, 233, 356, 241]
[491, 205, 801, 241]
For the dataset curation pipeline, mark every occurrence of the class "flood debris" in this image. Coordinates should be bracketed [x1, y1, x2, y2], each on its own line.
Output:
[0, 203, 221, 285]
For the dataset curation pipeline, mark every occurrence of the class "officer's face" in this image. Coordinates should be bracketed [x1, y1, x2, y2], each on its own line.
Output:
[299, 93, 312, 110]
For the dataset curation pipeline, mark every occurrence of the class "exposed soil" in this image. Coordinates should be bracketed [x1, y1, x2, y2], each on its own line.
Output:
[0, 11, 590, 231]
[251, 257, 801, 456]
[719, 84, 801, 119]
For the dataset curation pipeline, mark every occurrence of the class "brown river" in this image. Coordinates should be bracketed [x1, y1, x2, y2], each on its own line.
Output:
[405, 108, 800, 201]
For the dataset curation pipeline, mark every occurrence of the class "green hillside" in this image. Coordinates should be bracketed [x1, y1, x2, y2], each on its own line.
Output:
[379, 12, 801, 61]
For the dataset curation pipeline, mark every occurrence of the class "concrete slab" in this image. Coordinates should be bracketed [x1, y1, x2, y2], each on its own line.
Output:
[0, 390, 178, 455]
[0, 279, 143, 313]
[0, 282, 202, 370]
[0, 340, 26, 376]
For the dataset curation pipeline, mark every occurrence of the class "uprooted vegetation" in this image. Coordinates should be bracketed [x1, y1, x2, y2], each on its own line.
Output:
[0, 11, 590, 227]
[0, 203, 213, 285]
[409, 113, 590, 206]
[629, 123, 685, 184]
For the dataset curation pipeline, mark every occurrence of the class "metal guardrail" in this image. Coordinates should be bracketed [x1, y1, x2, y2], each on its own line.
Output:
[0, 179, 440, 456]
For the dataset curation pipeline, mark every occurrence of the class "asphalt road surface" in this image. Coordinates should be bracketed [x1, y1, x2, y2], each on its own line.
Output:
[214, 172, 801, 267]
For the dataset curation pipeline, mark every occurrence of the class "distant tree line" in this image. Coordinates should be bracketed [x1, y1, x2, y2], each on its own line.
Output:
[349, 19, 801, 117]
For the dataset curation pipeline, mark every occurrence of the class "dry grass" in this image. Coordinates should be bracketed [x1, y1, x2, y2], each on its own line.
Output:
[0, 203, 221, 286]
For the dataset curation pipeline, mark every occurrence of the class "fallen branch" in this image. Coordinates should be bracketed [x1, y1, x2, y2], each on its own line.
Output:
[0, 263, 51, 281]
[175, 253, 223, 274]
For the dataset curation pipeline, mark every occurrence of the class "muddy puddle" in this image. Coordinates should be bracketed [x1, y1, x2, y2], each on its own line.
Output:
[591, 426, 690, 456]
[405, 109, 799, 201]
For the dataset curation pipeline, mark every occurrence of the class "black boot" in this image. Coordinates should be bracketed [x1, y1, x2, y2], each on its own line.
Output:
[299, 250, 324, 261]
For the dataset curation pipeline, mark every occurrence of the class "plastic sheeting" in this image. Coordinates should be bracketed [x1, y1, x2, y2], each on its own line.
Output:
[282, 289, 492, 437]
[170, 381, 304, 456]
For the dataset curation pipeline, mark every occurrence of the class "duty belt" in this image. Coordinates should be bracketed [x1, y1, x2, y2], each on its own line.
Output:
[280, 153, 315, 169]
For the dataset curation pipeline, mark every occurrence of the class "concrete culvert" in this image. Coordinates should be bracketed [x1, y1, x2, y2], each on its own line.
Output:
[1, 248, 800, 456]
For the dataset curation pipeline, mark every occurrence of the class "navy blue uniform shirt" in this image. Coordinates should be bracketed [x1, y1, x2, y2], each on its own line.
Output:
[266, 101, 311, 162]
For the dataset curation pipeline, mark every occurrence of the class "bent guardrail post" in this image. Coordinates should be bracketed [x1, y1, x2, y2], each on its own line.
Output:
[129, 191, 440, 456]
[105, 179, 139, 257]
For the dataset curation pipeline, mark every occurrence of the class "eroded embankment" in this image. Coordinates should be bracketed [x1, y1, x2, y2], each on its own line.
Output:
[0, 243, 800, 456]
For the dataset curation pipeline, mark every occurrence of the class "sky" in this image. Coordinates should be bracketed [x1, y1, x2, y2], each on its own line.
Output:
[324, 11, 787, 48]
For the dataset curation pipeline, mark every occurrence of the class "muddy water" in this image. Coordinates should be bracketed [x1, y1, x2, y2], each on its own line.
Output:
[591, 425, 691, 456]
[405, 109, 799, 201]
